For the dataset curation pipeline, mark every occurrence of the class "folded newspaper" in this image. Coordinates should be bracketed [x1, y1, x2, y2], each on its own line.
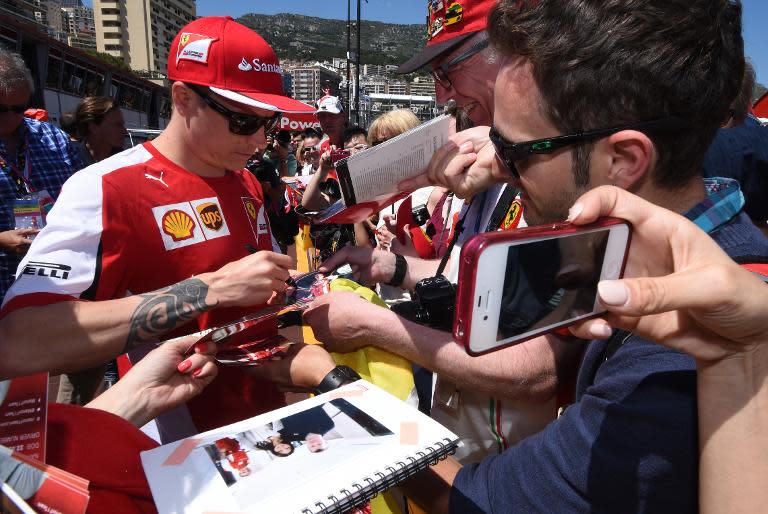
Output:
[300, 115, 453, 224]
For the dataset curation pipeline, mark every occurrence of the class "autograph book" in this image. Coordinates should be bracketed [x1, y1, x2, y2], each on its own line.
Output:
[141, 380, 459, 514]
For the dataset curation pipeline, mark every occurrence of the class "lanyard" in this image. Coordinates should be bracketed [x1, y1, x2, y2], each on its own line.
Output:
[471, 189, 489, 234]
[0, 135, 33, 196]
[435, 185, 517, 277]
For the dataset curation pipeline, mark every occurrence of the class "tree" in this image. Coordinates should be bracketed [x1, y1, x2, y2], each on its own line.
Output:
[83, 50, 133, 73]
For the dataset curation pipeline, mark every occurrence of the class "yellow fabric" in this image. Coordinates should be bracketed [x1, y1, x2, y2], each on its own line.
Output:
[328, 278, 415, 402]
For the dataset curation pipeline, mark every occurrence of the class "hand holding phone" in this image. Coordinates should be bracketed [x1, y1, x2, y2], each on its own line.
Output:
[330, 149, 351, 164]
[453, 219, 631, 355]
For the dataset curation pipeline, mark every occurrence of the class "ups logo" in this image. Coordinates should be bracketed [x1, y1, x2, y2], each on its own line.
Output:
[197, 202, 224, 231]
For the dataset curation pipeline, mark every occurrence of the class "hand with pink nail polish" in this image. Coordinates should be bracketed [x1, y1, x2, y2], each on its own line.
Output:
[86, 335, 218, 427]
[567, 185, 768, 363]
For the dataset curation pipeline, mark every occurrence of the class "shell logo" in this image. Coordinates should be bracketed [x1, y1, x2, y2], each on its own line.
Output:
[244, 200, 257, 220]
[162, 209, 196, 241]
[196, 202, 224, 231]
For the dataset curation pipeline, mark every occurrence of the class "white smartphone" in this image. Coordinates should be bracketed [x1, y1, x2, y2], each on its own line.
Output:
[453, 219, 631, 355]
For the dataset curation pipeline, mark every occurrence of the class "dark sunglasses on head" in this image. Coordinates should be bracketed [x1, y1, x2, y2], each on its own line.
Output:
[0, 103, 27, 114]
[188, 84, 281, 136]
[431, 37, 491, 90]
[489, 116, 690, 179]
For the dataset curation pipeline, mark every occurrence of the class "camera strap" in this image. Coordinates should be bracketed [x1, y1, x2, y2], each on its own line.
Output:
[436, 200, 470, 277]
[485, 185, 519, 233]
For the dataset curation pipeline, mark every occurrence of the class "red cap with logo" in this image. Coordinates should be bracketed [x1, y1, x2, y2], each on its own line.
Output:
[168, 16, 314, 113]
[397, 0, 497, 74]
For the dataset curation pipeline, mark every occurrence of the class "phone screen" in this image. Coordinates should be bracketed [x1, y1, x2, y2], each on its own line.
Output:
[495, 230, 609, 342]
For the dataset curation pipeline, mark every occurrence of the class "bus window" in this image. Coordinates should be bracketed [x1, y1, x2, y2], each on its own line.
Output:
[62, 62, 83, 95]
[84, 70, 104, 96]
[160, 95, 171, 118]
[119, 84, 139, 110]
[46, 56, 62, 90]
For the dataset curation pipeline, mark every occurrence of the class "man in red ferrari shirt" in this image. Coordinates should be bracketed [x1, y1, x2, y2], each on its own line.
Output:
[0, 17, 337, 432]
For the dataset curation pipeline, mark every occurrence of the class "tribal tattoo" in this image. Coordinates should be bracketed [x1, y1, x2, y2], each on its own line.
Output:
[124, 278, 218, 352]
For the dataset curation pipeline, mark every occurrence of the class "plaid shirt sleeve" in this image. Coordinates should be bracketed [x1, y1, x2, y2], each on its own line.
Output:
[0, 118, 84, 301]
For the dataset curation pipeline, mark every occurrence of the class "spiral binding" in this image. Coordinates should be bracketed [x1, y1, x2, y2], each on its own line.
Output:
[300, 436, 458, 514]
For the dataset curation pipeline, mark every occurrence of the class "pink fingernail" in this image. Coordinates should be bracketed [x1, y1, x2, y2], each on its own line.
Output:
[194, 342, 208, 354]
[567, 203, 584, 222]
[192, 368, 203, 377]
[177, 360, 192, 373]
[598, 280, 629, 306]
[590, 323, 613, 339]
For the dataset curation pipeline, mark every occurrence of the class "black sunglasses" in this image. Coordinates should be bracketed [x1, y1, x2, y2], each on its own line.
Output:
[188, 85, 281, 136]
[431, 38, 490, 89]
[489, 117, 690, 179]
[0, 103, 27, 114]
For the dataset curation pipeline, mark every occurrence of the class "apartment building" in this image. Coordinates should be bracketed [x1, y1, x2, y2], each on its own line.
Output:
[62, 2, 95, 50]
[287, 63, 341, 104]
[0, 0, 48, 29]
[93, 0, 196, 75]
[407, 76, 435, 97]
[386, 80, 407, 95]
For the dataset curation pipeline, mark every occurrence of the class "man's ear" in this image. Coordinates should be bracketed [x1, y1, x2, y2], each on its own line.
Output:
[604, 130, 655, 190]
[170, 82, 195, 117]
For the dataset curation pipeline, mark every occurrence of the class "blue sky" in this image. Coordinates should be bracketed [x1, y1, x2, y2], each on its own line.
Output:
[197, 0, 768, 85]
[85, 0, 768, 85]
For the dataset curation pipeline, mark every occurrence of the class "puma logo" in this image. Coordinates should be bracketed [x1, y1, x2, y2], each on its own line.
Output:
[145, 171, 169, 188]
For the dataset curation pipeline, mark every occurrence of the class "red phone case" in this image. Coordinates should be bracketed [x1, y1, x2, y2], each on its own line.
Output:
[453, 218, 631, 354]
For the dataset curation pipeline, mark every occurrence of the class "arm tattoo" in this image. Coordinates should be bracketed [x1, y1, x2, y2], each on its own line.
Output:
[124, 278, 218, 352]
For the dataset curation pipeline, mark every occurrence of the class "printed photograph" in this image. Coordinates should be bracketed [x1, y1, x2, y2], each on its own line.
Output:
[198, 398, 395, 508]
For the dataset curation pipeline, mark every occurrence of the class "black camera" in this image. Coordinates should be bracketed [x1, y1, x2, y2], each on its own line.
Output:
[391, 275, 456, 332]
[412, 204, 430, 226]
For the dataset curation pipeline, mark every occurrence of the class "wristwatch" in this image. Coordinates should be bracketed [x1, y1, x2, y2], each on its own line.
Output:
[387, 253, 408, 287]
[315, 365, 362, 394]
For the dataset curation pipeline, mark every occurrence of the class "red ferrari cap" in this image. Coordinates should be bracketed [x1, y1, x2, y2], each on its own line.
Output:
[397, 0, 497, 74]
[168, 17, 314, 113]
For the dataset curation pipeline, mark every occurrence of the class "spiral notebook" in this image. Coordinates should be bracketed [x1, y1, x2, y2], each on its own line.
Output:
[141, 380, 460, 514]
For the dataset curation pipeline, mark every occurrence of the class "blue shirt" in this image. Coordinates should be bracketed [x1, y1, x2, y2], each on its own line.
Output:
[0, 118, 83, 301]
[450, 180, 768, 513]
[703, 117, 768, 223]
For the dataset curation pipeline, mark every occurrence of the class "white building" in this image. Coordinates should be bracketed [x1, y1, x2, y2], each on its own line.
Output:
[93, 0, 196, 74]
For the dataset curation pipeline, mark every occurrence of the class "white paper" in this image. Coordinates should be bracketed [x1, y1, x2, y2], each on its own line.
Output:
[342, 115, 452, 205]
